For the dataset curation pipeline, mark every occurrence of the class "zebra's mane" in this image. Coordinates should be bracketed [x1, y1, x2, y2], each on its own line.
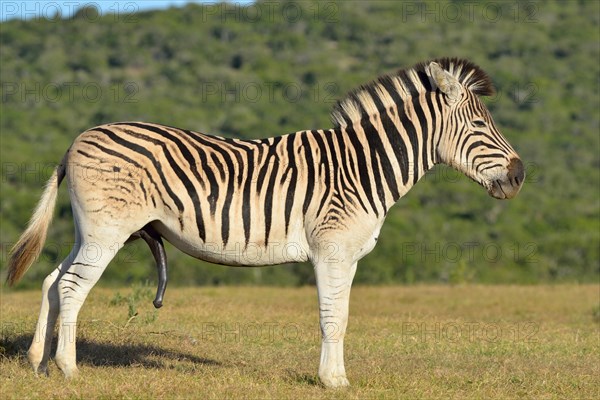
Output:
[330, 58, 495, 128]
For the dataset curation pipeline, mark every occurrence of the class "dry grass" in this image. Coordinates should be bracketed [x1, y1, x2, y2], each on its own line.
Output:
[1, 284, 598, 399]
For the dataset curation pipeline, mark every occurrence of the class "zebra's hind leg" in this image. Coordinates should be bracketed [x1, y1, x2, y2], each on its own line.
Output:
[27, 246, 79, 376]
[313, 259, 358, 388]
[53, 238, 123, 378]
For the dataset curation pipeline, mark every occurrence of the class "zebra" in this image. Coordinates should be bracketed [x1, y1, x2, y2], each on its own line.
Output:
[6, 58, 524, 388]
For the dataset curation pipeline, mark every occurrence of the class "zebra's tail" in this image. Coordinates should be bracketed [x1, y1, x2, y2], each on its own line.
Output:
[6, 160, 66, 286]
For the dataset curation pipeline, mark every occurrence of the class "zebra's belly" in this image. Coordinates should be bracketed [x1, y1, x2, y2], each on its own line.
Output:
[153, 219, 311, 267]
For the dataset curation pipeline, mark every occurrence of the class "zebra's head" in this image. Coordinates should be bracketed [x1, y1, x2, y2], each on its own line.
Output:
[427, 60, 525, 199]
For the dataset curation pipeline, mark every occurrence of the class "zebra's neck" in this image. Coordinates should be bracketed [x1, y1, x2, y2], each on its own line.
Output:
[333, 93, 442, 215]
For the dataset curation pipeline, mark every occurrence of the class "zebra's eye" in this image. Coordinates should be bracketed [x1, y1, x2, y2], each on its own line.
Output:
[472, 120, 486, 128]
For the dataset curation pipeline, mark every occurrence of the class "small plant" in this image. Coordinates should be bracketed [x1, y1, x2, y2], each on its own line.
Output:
[109, 291, 125, 306]
[448, 260, 475, 285]
[109, 281, 155, 321]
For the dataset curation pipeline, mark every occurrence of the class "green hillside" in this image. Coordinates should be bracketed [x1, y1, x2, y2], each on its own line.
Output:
[1, 0, 598, 287]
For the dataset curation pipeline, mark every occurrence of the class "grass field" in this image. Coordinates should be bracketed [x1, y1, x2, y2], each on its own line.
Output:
[1, 284, 598, 399]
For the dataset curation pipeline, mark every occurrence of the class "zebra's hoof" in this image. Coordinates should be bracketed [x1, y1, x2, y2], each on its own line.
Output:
[55, 357, 79, 379]
[320, 374, 350, 388]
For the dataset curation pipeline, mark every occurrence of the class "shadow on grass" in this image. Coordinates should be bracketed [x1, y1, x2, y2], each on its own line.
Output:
[0, 334, 220, 369]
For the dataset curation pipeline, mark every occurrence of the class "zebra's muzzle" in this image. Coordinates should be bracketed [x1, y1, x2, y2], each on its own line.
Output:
[487, 158, 525, 200]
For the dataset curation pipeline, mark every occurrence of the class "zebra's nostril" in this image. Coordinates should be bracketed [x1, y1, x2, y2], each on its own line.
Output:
[508, 158, 525, 185]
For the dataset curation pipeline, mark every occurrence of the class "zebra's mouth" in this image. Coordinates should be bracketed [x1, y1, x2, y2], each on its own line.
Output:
[483, 158, 525, 200]
[487, 179, 522, 200]
[488, 179, 508, 199]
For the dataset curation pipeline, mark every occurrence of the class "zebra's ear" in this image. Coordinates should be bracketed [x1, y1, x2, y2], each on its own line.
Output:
[427, 62, 461, 104]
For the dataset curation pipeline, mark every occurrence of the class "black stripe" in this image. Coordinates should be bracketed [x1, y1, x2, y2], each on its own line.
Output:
[254, 136, 282, 246]
[229, 149, 246, 187]
[464, 140, 502, 161]
[332, 129, 364, 210]
[323, 131, 343, 194]
[263, 151, 280, 246]
[312, 130, 335, 219]
[424, 93, 438, 164]
[344, 124, 379, 216]
[257, 136, 282, 246]
[379, 84, 411, 186]
[471, 153, 506, 165]
[411, 96, 430, 173]
[210, 153, 226, 181]
[300, 133, 316, 216]
[478, 163, 503, 173]
[344, 136, 362, 208]
[400, 111, 420, 185]
[221, 175, 234, 247]
[283, 133, 298, 235]
[256, 137, 282, 192]
[401, 74, 418, 95]
[61, 279, 81, 287]
[416, 69, 433, 92]
[324, 130, 349, 214]
[433, 94, 445, 155]
[75, 149, 104, 162]
[70, 262, 96, 267]
[191, 143, 218, 215]
[241, 147, 254, 246]
[471, 130, 512, 154]
[64, 271, 89, 280]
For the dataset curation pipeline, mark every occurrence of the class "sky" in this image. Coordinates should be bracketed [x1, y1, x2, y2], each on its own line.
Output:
[0, 0, 254, 21]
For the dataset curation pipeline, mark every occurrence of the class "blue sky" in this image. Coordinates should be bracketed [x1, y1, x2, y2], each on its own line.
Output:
[1, 1, 254, 21]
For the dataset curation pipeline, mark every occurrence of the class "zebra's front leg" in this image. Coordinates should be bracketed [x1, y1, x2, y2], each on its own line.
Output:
[314, 259, 357, 388]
